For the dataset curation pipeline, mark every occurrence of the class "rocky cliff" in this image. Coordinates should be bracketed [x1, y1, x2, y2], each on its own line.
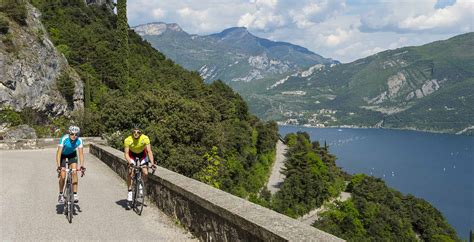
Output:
[0, 3, 83, 116]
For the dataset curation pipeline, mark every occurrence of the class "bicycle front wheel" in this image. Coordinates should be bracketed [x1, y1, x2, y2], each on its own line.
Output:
[67, 179, 73, 223]
[133, 179, 145, 215]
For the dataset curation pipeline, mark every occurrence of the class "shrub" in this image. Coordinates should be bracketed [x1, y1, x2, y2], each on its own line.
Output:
[56, 72, 75, 107]
[0, 0, 28, 26]
[0, 107, 22, 126]
[0, 15, 9, 34]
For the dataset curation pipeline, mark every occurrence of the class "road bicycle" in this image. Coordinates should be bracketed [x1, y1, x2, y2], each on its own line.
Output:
[129, 158, 155, 215]
[61, 162, 84, 223]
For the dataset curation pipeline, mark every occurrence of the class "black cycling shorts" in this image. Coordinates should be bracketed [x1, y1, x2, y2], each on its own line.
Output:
[60, 152, 78, 168]
[129, 150, 148, 165]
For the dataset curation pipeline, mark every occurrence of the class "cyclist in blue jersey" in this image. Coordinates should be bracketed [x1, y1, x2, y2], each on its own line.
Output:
[56, 126, 86, 204]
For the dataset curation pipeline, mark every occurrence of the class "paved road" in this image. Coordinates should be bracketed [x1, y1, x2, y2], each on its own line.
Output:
[298, 192, 352, 225]
[0, 148, 195, 241]
[266, 140, 288, 194]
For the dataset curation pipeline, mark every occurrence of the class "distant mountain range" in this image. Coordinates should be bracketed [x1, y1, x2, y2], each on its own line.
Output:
[133, 22, 336, 83]
[240, 32, 474, 134]
[133, 23, 473, 134]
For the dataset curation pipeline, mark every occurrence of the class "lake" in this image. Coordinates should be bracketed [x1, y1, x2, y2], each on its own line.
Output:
[279, 126, 473, 239]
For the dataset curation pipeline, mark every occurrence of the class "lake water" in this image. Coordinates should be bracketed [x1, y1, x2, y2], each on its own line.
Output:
[279, 126, 474, 239]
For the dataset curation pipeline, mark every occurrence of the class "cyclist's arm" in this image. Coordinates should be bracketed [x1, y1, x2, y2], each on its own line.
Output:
[56, 146, 62, 168]
[146, 144, 154, 165]
[124, 146, 132, 164]
[78, 147, 85, 168]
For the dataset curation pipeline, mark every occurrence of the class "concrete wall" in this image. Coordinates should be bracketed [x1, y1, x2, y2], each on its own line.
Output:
[90, 144, 344, 242]
[0, 137, 105, 150]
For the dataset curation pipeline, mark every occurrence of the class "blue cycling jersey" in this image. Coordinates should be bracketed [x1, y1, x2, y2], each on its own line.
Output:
[58, 135, 83, 155]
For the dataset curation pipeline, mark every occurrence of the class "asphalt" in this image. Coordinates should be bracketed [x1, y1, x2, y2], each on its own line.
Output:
[0, 148, 195, 241]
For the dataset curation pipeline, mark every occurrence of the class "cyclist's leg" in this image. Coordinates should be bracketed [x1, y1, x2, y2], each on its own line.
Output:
[69, 157, 78, 193]
[59, 157, 66, 192]
[140, 156, 149, 182]
[127, 154, 136, 202]
[127, 156, 136, 190]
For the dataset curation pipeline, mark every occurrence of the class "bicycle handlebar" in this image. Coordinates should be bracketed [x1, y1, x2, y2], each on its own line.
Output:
[57, 168, 85, 177]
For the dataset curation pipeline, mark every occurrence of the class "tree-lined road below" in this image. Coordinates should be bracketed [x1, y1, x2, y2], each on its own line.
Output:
[0, 148, 195, 241]
[267, 139, 288, 194]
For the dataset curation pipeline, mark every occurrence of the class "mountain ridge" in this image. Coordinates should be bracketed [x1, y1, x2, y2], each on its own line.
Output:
[241, 32, 474, 134]
[133, 22, 337, 83]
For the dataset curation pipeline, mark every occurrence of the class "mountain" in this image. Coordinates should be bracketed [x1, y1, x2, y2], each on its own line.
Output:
[240, 33, 474, 135]
[133, 22, 336, 83]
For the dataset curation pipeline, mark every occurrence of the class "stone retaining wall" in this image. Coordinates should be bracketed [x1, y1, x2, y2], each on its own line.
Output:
[0, 137, 105, 150]
[90, 144, 344, 242]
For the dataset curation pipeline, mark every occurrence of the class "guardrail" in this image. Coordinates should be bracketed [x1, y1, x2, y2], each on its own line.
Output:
[90, 143, 344, 242]
[0, 137, 105, 150]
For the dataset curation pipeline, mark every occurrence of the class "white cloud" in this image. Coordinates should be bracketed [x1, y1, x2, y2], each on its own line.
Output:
[320, 28, 352, 46]
[126, 0, 471, 63]
[238, 11, 286, 31]
[290, 1, 346, 28]
[251, 0, 278, 9]
[359, 0, 474, 33]
[152, 8, 165, 19]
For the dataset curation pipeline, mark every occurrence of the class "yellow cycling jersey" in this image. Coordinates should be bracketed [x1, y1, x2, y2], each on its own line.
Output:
[124, 134, 150, 153]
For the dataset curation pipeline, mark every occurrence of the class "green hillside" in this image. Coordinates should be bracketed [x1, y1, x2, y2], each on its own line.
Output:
[276, 133, 459, 241]
[240, 33, 474, 134]
[13, 0, 280, 198]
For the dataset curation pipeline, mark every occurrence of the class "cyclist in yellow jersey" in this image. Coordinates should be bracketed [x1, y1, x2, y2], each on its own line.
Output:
[124, 126, 156, 203]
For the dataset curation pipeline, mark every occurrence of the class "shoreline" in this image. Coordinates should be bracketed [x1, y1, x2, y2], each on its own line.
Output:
[277, 124, 473, 136]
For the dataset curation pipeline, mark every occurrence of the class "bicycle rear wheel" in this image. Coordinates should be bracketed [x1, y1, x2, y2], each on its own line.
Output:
[67, 178, 73, 223]
[133, 179, 145, 215]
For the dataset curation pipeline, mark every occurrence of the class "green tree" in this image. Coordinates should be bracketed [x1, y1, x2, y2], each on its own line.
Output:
[116, 0, 129, 93]
[0, 0, 27, 26]
[56, 72, 75, 107]
[195, 146, 222, 189]
[0, 15, 9, 34]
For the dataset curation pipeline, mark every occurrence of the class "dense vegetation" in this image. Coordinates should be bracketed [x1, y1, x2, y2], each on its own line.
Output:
[265, 133, 459, 241]
[16, 0, 280, 198]
[315, 174, 459, 241]
[270, 132, 346, 217]
[0, 0, 27, 27]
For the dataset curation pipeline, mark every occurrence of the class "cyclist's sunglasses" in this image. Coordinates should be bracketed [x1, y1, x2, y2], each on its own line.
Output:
[132, 130, 141, 135]
[69, 132, 78, 137]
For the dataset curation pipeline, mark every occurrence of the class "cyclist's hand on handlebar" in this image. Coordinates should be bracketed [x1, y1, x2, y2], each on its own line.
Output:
[57, 166, 62, 173]
[80, 166, 86, 177]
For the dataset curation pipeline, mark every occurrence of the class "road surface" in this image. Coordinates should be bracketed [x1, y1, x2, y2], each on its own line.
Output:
[0, 148, 195, 241]
[266, 140, 288, 194]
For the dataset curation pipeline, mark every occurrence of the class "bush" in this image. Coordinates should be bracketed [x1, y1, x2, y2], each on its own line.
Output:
[0, 107, 22, 126]
[0, 0, 28, 26]
[2, 32, 15, 52]
[0, 15, 9, 34]
[56, 72, 75, 107]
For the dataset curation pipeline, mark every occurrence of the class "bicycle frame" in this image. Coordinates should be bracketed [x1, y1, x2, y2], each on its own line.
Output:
[130, 157, 149, 215]
[62, 162, 77, 223]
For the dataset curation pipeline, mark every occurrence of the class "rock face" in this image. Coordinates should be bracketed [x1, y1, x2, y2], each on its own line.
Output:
[84, 0, 114, 11]
[0, 4, 83, 116]
[3, 124, 37, 140]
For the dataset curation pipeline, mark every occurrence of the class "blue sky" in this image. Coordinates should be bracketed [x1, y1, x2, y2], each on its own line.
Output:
[127, 0, 473, 63]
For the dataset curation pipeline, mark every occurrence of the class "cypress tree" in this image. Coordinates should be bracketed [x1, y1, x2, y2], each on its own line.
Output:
[116, 0, 129, 93]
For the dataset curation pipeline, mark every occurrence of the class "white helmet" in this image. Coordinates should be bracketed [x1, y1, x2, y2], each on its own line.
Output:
[68, 125, 80, 134]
